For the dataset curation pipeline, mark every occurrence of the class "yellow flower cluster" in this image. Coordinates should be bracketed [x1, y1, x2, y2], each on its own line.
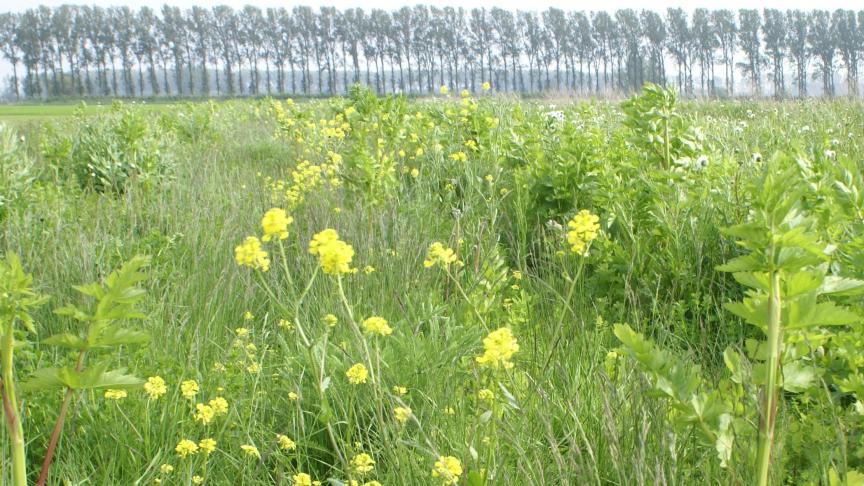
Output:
[362, 316, 392, 336]
[193, 397, 228, 425]
[104, 389, 127, 400]
[475, 327, 519, 370]
[351, 453, 375, 475]
[308, 229, 354, 275]
[346, 363, 368, 385]
[432, 455, 463, 485]
[394, 406, 412, 424]
[199, 438, 217, 455]
[292, 473, 313, 486]
[423, 242, 459, 269]
[180, 380, 199, 399]
[234, 236, 270, 271]
[175, 439, 199, 458]
[241, 444, 261, 459]
[566, 209, 600, 255]
[261, 208, 293, 242]
[449, 151, 467, 162]
[277, 434, 297, 451]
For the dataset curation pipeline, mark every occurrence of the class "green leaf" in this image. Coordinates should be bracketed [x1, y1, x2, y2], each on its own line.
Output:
[819, 276, 864, 296]
[42, 333, 87, 350]
[88, 325, 150, 349]
[782, 361, 818, 393]
[723, 348, 745, 384]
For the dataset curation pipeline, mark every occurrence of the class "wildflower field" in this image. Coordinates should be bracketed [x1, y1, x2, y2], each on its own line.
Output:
[2, 86, 864, 485]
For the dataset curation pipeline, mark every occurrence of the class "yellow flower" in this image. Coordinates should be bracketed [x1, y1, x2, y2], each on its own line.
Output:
[175, 439, 199, 458]
[324, 314, 338, 327]
[308, 229, 354, 275]
[475, 327, 519, 370]
[292, 473, 313, 486]
[394, 406, 412, 425]
[236, 327, 249, 338]
[243, 311, 254, 321]
[104, 389, 127, 400]
[194, 403, 215, 425]
[180, 380, 199, 399]
[277, 434, 297, 451]
[247, 362, 261, 374]
[449, 151, 467, 162]
[512, 270, 522, 280]
[363, 482, 383, 486]
[351, 453, 375, 475]
[235, 236, 270, 271]
[159, 464, 174, 474]
[566, 210, 600, 255]
[199, 438, 217, 455]
[279, 319, 294, 330]
[443, 406, 455, 415]
[288, 391, 299, 401]
[432, 456, 463, 485]
[241, 444, 261, 459]
[410, 168, 420, 178]
[362, 316, 392, 336]
[192, 476, 204, 485]
[482, 81, 491, 91]
[346, 363, 368, 385]
[439, 85, 449, 95]
[144, 376, 167, 400]
[460, 89, 469, 98]
[477, 388, 494, 401]
[363, 265, 375, 275]
[209, 397, 228, 416]
[423, 242, 458, 269]
[393, 385, 407, 396]
[261, 208, 293, 241]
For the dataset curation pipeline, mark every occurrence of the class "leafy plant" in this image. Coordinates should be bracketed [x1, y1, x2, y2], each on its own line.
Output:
[621, 83, 705, 169]
[0, 253, 151, 486]
[42, 102, 173, 193]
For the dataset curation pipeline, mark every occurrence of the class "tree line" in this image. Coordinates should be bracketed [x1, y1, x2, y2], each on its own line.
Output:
[0, 5, 862, 100]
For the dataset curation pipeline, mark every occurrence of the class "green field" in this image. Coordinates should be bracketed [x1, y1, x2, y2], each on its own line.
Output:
[1, 89, 864, 485]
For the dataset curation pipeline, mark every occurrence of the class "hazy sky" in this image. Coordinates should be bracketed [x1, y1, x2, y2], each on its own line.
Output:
[3, 0, 864, 12]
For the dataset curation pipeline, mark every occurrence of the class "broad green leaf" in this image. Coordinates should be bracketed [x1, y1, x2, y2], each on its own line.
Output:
[42, 333, 87, 350]
[819, 276, 864, 296]
[782, 361, 818, 392]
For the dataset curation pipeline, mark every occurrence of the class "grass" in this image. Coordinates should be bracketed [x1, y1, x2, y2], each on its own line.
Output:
[1, 93, 863, 485]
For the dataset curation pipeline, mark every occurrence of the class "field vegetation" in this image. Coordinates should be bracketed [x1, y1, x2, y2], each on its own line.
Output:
[1, 85, 864, 485]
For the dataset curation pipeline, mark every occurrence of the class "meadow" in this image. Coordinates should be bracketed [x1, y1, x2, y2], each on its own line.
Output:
[1, 86, 864, 486]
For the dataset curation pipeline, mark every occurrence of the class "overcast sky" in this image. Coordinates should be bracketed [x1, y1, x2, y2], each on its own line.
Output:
[3, 0, 864, 13]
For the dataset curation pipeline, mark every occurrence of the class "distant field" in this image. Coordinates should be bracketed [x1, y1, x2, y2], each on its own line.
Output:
[0, 102, 176, 122]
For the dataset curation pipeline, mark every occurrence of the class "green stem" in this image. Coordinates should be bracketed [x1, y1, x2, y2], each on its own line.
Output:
[1, 324, 26, 486]
[542, 255, 587, 373]
[756, 270, 782, 486]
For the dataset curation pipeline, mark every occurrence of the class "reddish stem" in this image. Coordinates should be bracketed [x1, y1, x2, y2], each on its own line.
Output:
[36, 351, 85, 486]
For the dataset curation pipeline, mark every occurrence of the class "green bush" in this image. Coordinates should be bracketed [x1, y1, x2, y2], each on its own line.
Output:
[42, 102, 174, 193]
